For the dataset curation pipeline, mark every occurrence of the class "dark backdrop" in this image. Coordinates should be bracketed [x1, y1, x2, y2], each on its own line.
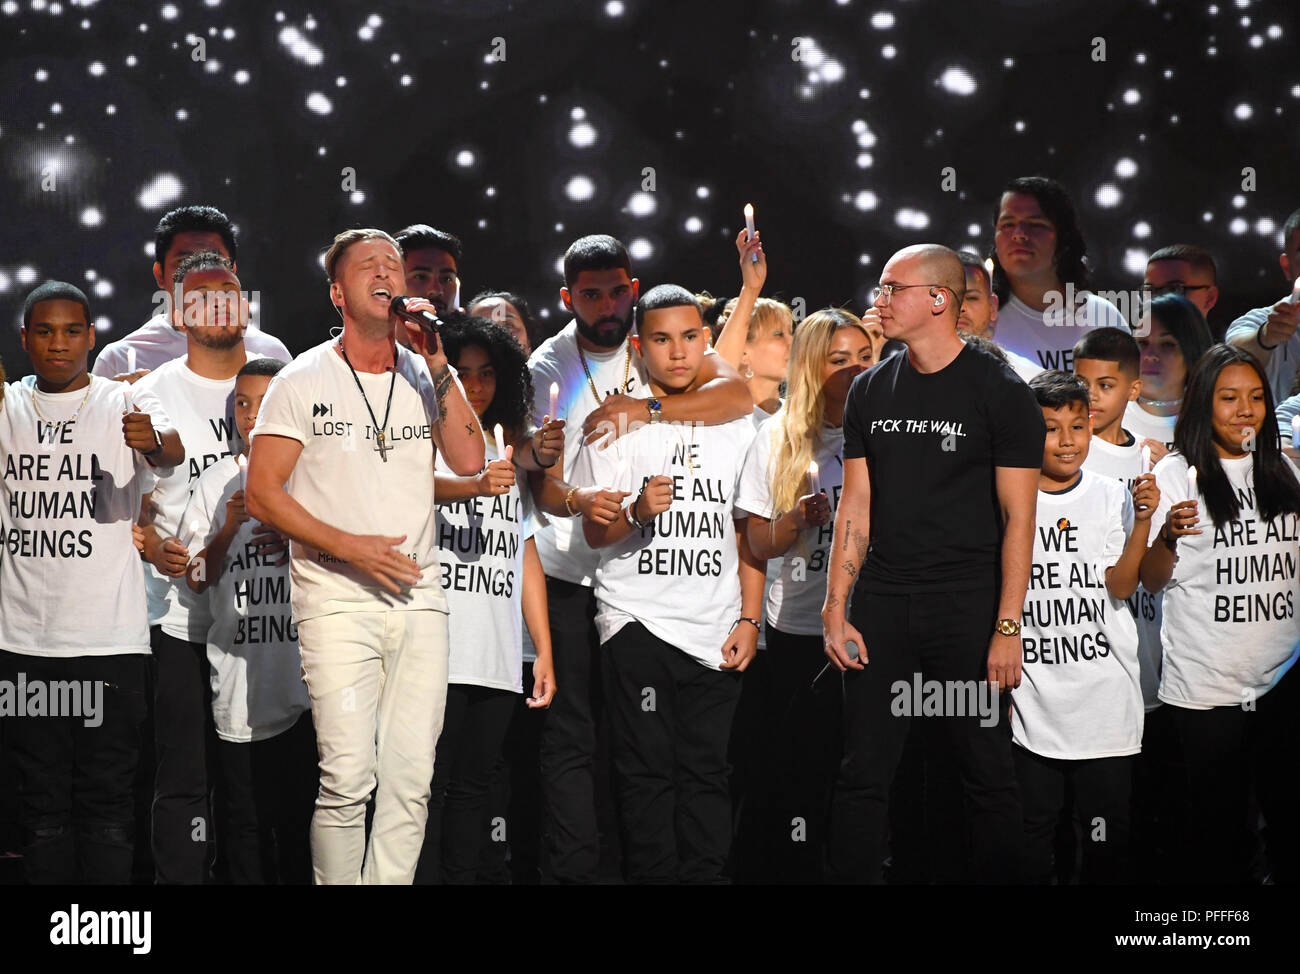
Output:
[1, 0, 1296, 374]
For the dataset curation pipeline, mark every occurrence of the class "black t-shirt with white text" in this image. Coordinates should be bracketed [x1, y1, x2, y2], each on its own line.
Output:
[843, 343, 1045, 594]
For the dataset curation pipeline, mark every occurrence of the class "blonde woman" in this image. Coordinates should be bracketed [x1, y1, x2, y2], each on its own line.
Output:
[731, 308, 876, 882]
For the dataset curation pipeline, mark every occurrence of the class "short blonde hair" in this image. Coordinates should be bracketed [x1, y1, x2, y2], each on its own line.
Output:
[323, 228, 401, 282]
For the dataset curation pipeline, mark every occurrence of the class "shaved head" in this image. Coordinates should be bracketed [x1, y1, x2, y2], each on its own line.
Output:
[894, 244, 966, 306]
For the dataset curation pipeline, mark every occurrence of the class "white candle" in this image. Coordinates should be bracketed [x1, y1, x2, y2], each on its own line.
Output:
[126, 347, 136, 373]
[493, 422, 506, 459]
[1291, 415, 1300, 448]
[743, 203, 757, 263]
[237, 454, 248, 490]
[181, 518, 202, 551]
[549, 381, 559, 421]
[1186, 464, 1198, 499]
[1290, 275, 1300, 305]
[808, 459, 821, 494]
[1140, 444, 1152, 474]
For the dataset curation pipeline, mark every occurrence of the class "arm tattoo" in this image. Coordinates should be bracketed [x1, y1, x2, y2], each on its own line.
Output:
[843, 519, 850, 551]
[465, 424, 475, 436]
[432, 365, 454, 418]
[825, 594, 841, 612]
[843, 563, 858, 578]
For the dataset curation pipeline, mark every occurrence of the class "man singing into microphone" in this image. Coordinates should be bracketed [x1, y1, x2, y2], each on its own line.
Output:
[245, 228, 484, 884]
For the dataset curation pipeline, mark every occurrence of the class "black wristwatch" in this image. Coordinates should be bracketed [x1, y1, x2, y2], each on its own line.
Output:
[145, 428, 164, 457]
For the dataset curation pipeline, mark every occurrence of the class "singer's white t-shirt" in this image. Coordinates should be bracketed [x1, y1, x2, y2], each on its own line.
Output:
[135, 352, 260, 641]
[252, 339, 450, 623]
[0, 376, 165, 657]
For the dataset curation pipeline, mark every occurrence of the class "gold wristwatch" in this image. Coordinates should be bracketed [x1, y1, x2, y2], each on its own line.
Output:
[994, 618, 1021, 637]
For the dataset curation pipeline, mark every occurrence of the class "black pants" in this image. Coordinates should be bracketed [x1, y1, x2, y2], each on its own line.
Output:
[0, 650, 149, 884]
[416, 683, 517, 884]
[828, 584, 1021, 884]
[1013, 745, 1134, 884]
[604, 622, 742, 884]
[730, 624, 842, 883]
[213, 711, 318, 884]
[1168, 664, 1300, 884]
[150, 626, 215, 885]
[1131, 705, 1185, 883]
[538, 577, 606, 883]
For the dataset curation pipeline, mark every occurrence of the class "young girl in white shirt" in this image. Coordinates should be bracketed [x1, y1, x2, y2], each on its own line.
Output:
[1140, 343, 1300, 884]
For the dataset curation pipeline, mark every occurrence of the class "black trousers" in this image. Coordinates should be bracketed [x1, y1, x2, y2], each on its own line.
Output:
[0, 649, 148, 884]
[1131, 704, 1185, 883]
[477, 660, 546, 885]
[538, 577, 607, 883]
[828, 584, 1022, 884]
[416, 682, 516, 884]
[1013, 745, 1134, 884]
[603, 622, 742, 884]
[1167, 663, 1300, 884]
[730, 624, 842, 883]
[150, 625, 215, 885]
[213, 710, 318, 885]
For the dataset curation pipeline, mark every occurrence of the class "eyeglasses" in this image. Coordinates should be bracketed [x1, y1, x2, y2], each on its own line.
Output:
[1142, 283, 1212, 298]
[871, 283, 956, 304]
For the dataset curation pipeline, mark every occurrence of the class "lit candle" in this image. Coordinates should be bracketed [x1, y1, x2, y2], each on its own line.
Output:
[743, 203, 757, 263]
[808, 459, 821, 494]
[237, 454, 248, 491]
[1290, 275, 1300, 305]
[1140, 444, 1152, 474]
[549, 381, 559, 421]
[1292, 415, 1300, 448]
[126, 347, 136, 373]
[1186, 464, 1198, 499]
[181, 518, 202, 551]
[493, 422, 506, 459]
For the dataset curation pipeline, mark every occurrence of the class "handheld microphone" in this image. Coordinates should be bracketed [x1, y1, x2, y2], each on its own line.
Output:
[389, 296, 442, 349]
[812, 639, 859, 690]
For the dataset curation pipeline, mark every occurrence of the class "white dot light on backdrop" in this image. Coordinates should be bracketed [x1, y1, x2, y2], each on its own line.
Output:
[628, 238, 653, 261]
[1133, 221, 1151, 238]
[80, 207, 102, 227]
[1095, 184, 1122, 208]
[565, 175, 595, 202]
[138, 173, 183, 210]
[853, 191, 878, 212]
[306, 92, 332, 114]
[684, 217, 703, 234]
[938, 67, 977, 96]
[1115, 158, 1138, 178]
[627, 192, 655, 217]
[569, 121, 596, 148]
[1123, 249, 1148, 275]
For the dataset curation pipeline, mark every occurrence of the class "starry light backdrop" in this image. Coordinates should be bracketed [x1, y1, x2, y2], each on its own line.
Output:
[1, 0, 1297, 372]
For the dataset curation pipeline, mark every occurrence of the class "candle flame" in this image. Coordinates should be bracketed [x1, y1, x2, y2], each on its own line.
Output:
[743, 203, 754, 219]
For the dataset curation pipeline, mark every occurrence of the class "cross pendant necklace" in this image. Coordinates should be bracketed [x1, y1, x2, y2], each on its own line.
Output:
[338, 338, 397, 462]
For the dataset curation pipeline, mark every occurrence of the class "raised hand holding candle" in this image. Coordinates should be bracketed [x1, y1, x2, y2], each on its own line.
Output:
[493, 423, 506, 459]
[237, 454, 248, 491]
[808, 459, 821, 494]
[548, 381, 559, 421]
[743, 203, 758, 263]
[1186, 464, 1198, 499]
[1140, 444, 1152, 474]
[126, 347, 136, 373]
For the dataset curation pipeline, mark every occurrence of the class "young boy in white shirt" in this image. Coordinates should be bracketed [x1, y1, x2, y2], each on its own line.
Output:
[0, 282, 182, 883]
[1015, 371, 1159, 884]
[573, 285, 764, 884]
[182, 357, 316, 883]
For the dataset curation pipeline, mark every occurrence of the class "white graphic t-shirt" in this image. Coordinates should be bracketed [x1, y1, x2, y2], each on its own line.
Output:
[527, 321, 650, 587]
[1083, 431, 1164, 711]
[435, 442, 535, 693]
[571, 416, 755, 669]
[735, 421, 845, 637]
[1123, 401, 1176, 451]
[135, 352, 259, 640]
[993, 292, 1128, 373]
[1014, 470, 1143, 759]
[1151, 451, 1300, 709]
[182, 456, 309, 743]
[0, 376, 165, 657]
[252, 339, 450, 623]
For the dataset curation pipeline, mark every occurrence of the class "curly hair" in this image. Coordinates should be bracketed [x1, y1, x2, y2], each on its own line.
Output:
[437, 312, 534, 439]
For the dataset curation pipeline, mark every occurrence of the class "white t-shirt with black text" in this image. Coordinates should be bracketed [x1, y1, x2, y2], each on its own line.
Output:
[994, 292, 1128, 373]
[1014, 469, 1143, 759]
[735, 420, 844, 637]
[182, 456, 309, 742]
[571, 416, 755, 669]
[0, 376, 165, 657]
[252, 339, 450, 623]
[92, 314, 291, 378]
[1123, 401, 1176, 451]
[435, 442, 535, 693]
[1151, 451, 1300, 709]
[135, 352, 259, 640]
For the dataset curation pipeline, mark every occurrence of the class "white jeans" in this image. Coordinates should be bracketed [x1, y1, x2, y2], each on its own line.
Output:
[297, 609, 449, 885]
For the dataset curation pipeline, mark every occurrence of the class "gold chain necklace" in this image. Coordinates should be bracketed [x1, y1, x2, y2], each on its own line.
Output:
[576, 341, 632, 403]
[31, 376, 94, 426]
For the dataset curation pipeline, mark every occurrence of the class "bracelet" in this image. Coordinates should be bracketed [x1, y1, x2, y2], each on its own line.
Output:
[733, 617, 761, 632]
[531, 443, 558, 469]
[1257, 320, 1279, 351]
[1160, 523, 1179, 552]
[627, 491, 653, 531]
[564, 485, 580, 517]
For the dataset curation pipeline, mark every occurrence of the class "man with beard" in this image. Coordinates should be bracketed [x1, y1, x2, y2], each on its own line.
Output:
[136, 251, 284, 883]
[525, 234, 752, 883]
[395, 224, 463, 316]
